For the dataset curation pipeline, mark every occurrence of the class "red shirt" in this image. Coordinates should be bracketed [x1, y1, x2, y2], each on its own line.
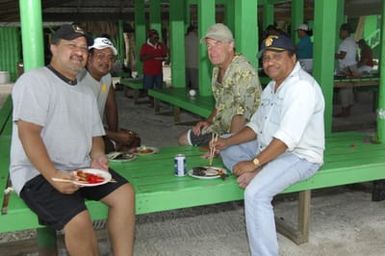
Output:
[140, 42, 168, 75]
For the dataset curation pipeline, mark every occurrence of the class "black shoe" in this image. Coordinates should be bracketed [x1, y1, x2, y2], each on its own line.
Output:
[372, 180, 385, 201]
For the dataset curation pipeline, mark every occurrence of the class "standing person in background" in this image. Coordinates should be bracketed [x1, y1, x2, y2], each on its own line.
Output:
[10, 24, 135, 255]
[357, 39, 374, 75]
[140, 29, 168, 107]
[185, 24, 199, 90]
[295, 24, 313, 73]
[80, 37, 141, 153]
[178, 23, 262, 147]
[335, 23, 358, 117]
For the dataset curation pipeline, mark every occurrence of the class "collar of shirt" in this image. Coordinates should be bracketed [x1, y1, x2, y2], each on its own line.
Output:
[47, 64, 78, 86]
[146, 39, 159, 48]
[268, 62, 301, 94]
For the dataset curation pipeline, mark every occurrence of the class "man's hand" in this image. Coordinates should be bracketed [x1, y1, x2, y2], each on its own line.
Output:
[233, 160, 259, 176]
[91, 154, 109, 171]
[49, 170, 80, 194]
[192, 120, 211, 136]
[211, 137, 229, 151]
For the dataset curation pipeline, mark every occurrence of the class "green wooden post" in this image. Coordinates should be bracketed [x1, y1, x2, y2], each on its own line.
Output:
[170, 0, 186, 87]
[117, 20, 125, 66]
[185, 0, 191, 29]
[291, 0, 304, 43]
[263, 2, 274, 30]
[198, 0, 215, 96]
[150, 0, 162, 41]
[20, 0, 57, 252]
[313, 0, 338, 135]
[224, 0, 235, 33]
[135, 0, 146, 74]
[377, 1, 385, 142]
[19, 0, 44, 71]
[335, 0, 345, 50]
[234, 0, 258, 68]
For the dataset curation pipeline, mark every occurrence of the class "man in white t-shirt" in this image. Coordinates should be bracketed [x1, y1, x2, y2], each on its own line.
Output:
[335, 23, 358, 117]
[80, 37, 140, 152]
[11, 25, 135, 255]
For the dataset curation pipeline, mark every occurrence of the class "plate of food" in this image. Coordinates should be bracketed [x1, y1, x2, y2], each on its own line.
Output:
[107, 152, 136, 162]
[133, 145, 159, 155]
[188, 166, 228, 180]
[73, 168, 112, 186]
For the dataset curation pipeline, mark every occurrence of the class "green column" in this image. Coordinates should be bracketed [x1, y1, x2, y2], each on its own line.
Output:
[19, 0, 44, 71]
[198, 0, 215, 96]
[234, 0, 258, 68]
[20, 0, 57, 252]
[335, 0, 345, 50]
[224, 0, 235, 33]
[117, 20, 125, 65]
[313, 0, 338, 135]
[170, 0, 186, 87]
[263, 3, 274, 30]
[135, 0, 146, 74]
[377, 1, 385, 142]
[291, 0, 304, 43]
[150, 0, 162, 40]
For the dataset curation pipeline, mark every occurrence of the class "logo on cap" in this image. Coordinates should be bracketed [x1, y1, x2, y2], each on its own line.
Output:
[72, 25, 85, 35]
[265, 35, 278, 47]
[101, 38, 113, 46]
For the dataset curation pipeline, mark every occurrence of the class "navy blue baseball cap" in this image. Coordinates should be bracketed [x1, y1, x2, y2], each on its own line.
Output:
[258, 34, 295, 57]
[51, 24, 93, 46]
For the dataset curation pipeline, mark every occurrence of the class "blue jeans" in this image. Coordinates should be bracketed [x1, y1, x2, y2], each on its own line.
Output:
[143, 74, 163, 89]
[220, 141, 320, 256]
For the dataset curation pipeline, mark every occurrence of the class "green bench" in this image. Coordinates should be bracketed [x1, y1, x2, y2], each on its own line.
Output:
[149, 87, 214, 123]
[120, 78, 144, 104]
[0, 96, 12, 135]
[2, 122, 385, 246]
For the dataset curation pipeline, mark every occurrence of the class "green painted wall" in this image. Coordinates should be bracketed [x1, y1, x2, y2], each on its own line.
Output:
[0, 27, 21, 81]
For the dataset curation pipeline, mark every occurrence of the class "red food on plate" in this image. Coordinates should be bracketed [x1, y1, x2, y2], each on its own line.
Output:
[76, 170, 105, 184]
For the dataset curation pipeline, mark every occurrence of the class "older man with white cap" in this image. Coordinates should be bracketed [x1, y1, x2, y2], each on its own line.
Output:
[178, 23, 262, 147]
[80, 37, 141, 153]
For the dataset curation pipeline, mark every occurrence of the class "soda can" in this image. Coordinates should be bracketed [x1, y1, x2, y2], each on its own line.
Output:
[174, 154, 186, 176]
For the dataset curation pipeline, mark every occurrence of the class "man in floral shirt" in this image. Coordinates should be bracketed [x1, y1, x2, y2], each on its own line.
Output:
[178, 23, 262, 146]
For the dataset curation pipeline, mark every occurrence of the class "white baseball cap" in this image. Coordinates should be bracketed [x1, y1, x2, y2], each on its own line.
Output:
[89, 37, 118, 55]
[297, 24, 309, 31]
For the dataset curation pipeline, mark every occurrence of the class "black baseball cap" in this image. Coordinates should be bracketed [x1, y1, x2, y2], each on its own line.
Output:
[258, 34, 295, 57]
[51, 24, 93, 46]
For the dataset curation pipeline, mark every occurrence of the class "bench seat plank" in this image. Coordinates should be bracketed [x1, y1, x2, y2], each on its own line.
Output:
[149, 88, 214, 118]
[0, 96, 12, 135]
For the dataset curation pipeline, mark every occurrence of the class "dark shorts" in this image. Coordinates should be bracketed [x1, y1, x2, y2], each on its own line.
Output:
[187, 129, 213, 146]
[19, 169, 128, 230]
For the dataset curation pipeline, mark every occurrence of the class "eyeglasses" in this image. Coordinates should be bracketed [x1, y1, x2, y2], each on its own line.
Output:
[93, 53, 117, 63]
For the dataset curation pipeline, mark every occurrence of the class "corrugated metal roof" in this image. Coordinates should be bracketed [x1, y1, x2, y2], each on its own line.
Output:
[0, 0, 381, 24]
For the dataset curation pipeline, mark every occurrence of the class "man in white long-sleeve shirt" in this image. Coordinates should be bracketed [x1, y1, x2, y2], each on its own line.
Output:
[212, 34, 325, 256]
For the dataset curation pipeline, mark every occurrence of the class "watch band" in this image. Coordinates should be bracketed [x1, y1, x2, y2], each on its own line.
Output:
[252, 157, 260, 167]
